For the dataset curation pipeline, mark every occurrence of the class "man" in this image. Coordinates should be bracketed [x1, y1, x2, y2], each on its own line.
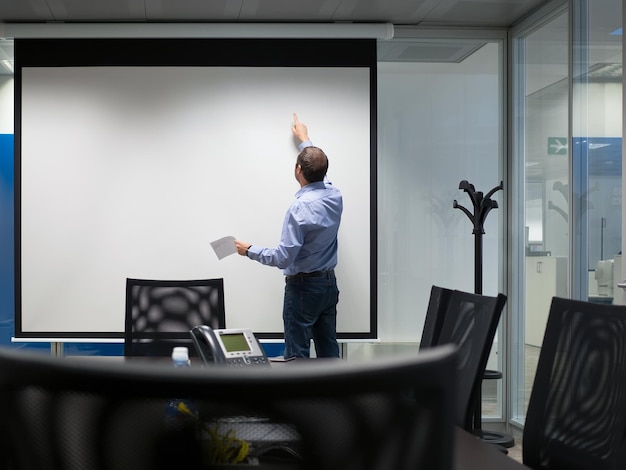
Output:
[234, 114, 342, 358]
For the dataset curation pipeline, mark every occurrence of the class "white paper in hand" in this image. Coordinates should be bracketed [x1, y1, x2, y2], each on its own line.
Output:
[210, 236, 237, 260]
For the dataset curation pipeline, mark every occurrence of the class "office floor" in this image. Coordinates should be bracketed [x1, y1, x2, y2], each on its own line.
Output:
[481, 344, 540, 465]
[482, 383, 523, 464]
[508, 441, 523, 463]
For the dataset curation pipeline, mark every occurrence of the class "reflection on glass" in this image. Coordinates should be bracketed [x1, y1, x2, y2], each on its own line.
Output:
[525, 182, 544, 247]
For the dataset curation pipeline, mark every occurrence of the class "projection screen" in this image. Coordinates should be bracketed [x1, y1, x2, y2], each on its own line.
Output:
[15, 38, 377, 340]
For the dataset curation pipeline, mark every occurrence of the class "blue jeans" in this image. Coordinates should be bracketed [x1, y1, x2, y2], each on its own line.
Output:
[283, 271, 340, 358]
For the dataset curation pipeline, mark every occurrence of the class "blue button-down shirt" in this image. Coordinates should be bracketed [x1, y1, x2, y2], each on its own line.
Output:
[247, 141, 343, 276]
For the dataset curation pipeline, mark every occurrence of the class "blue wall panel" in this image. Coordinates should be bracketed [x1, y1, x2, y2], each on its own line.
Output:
[0, 134, 14, 347]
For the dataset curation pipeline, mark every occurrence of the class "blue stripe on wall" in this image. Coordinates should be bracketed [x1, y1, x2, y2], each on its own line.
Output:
[0, 134, 14, 346]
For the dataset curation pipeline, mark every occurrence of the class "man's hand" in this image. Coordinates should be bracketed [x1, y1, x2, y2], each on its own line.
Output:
[291, 113, 309, 143]
[234, 239, 252, 256]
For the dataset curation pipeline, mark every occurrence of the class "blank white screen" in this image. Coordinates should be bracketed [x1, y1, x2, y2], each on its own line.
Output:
[20, 65, 372, 337]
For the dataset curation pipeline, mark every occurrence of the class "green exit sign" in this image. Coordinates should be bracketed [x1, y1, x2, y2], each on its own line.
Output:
[548, 137, 567, 155]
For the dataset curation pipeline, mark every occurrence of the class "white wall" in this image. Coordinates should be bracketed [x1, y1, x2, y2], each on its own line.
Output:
[0, 76, 13, 133]
[375, 42, 503, 343]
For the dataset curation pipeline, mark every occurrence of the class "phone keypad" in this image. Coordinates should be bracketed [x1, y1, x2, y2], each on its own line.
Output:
[226, 356, 270, 367]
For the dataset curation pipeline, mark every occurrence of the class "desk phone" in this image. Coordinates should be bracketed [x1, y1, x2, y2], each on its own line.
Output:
[190, 325, 270, 368]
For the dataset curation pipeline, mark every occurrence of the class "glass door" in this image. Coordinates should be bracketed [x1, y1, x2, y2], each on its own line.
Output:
[510, 0, 622, 427]
[511, 4, 570, 426]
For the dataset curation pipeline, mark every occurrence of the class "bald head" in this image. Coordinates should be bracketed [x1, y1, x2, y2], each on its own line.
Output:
[296, 146, 328, 183]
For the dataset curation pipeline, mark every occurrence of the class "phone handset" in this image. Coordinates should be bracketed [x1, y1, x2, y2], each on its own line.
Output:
[190, 325, 227, 364]
[190, 325, 270, 368]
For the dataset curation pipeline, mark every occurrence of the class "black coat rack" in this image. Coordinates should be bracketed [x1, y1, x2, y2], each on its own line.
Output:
[453, 179, 505, 435]
[453, 180, 504, 296]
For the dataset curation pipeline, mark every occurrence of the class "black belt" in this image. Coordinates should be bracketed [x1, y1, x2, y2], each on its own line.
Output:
[286, 270, 334, 281]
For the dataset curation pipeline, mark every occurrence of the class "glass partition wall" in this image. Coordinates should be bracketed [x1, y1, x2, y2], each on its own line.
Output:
[511, 4, 570, 427]
[572, 0, 623, 306]
[511, 0, 622, 427]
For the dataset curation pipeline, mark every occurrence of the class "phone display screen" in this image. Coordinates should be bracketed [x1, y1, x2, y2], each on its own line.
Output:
[220, 333, 251, 353]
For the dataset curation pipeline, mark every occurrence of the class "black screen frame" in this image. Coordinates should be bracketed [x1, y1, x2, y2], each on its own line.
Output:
[14, 38, 377, 340]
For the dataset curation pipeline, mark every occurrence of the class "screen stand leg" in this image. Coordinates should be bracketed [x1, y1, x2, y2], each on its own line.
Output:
[51, 341, 64, 357]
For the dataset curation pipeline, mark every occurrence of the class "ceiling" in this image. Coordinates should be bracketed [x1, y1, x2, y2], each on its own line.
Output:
[0, 0, 550, 75]
[0, 0, 548, 27]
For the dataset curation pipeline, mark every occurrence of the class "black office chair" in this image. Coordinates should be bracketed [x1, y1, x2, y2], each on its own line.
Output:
[124, 278, 226, 357]
[419, 285, 454, 349]
[420, 286, 512, 448]
[0, 344, 458, 470]
[523, 297, 626, 470]
[424, 289, 507, 433]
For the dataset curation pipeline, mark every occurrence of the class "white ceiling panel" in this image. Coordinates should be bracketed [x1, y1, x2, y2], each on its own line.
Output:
[46, 0, 146, 21]
[329, 0, 430, 23]
[0, 0, 549, 26]
[145, 0, 244, 22]
[238, 0, 342, 21]
[421, 0, 546, 26]
[0, 0, 53, 22]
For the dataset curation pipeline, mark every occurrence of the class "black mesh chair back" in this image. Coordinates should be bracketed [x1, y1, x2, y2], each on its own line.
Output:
[125, 278, 226, 356]
[0, 344, 458, 470]
[523, 297, 626, 470]
[420, 285, 454, 349]
[434, 289, 507, 430]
